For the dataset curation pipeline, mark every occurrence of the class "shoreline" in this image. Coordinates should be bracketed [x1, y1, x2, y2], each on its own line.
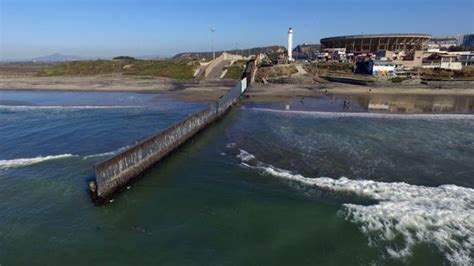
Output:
[1, 74, 474, 104]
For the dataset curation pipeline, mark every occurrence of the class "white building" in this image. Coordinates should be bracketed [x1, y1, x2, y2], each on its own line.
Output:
[372, 60, 396, 77]
[322, 48, 347, 61]
[440, 55, 463, 70]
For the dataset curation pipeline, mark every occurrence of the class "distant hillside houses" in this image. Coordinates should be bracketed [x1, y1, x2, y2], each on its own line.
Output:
[173, 46, 286, 60]
[292, 44, 321, 60]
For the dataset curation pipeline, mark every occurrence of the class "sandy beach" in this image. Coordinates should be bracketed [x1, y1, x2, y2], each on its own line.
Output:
[0, 74, 235, 101]
[245, 82, 474, 103]
[1, 72, 474, 104]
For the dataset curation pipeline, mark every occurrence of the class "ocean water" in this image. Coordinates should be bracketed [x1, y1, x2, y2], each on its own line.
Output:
[0, 91, 473, 265]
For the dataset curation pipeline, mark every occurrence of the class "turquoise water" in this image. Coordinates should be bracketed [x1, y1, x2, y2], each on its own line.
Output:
[0, 91, 473, 265]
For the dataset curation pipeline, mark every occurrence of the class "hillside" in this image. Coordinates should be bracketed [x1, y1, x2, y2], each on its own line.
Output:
[37, 59, 198, 80]
[32, 53, 85, 62]
[173, 46, 286, 60]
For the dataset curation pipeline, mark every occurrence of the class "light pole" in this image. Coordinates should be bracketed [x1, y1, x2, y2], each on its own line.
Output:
[210, 27, 216, 61]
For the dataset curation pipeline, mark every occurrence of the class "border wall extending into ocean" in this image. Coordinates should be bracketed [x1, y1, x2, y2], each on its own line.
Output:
[89, 59, 257, 203]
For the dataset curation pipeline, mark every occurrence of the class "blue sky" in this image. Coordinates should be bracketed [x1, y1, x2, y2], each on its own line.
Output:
[1, 0, 473, 59]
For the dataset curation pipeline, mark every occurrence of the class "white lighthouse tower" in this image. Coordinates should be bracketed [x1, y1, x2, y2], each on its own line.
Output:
[288, 27, 294, 61]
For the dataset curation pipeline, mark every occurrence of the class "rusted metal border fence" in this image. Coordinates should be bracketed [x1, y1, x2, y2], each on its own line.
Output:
[92, 72, 251, 202]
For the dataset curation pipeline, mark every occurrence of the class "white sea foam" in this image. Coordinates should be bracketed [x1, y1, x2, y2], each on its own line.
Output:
[0, 105, 141, 111]
[83, 145, 130, 159]
[0, 154, 78, 169]
[237, 149, 255, 161]
[249, 108, 474, 121]
[83, 151, 116, 159]
[226, 142, 236, 148]
[1, 145, 131, 169]
[237, 149, 474, 265]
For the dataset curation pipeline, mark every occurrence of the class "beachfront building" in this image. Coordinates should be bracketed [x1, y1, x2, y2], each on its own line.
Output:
[422, 51, 473, 69]
[355, 60, 396, 77]
[372, 60, 396, 77]
[440, 55, 463, 70]
[321, 33, 431, 68]
[422, 53, 443, 68]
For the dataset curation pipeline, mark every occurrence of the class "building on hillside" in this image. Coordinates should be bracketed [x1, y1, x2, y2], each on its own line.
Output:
[293, 44, 321, 60]
[462, 34, 474, 48]
[309, 51, 330, 62]
[427, 37, 459, 50]
[321, 48, 347, 62]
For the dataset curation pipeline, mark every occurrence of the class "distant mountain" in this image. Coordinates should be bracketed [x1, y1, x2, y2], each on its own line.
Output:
[135, 55, 166, 60]
[173, 46, 287, 60]
[32, 53, 85, 62]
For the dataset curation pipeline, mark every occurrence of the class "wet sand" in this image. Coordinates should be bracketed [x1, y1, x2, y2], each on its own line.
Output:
[245, 83, 474, 103]
[0, 74, 234, 102]
[1, 74, 474, 104]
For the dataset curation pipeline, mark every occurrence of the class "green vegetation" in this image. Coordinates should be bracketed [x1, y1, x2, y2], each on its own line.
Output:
[391, 77, 408, 83]
[306, 62, 354, 74]
[123, 60, 196, 80]
[256, 65, 298, 80]
[37, 59, 197, 80]
[223, 60, 247, 79]
[418, 67, 474, 80]
[113, 56, 137, 60]
[223, 65, 244, 79]
[304, 61, 376, 82]
[38, 60, 123, 76]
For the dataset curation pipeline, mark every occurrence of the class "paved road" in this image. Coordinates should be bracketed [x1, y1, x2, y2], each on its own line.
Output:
[206, 60, 231, 80]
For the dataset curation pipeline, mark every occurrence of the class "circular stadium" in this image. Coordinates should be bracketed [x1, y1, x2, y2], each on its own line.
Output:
[320, 33, 432, 53]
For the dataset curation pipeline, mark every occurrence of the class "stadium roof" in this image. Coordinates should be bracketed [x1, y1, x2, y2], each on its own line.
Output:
[321, 33, 432, 53]
[321, 33, 431, 42]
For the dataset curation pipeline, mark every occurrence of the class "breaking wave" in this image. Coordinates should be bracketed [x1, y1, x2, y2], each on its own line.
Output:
[249, 108, 474, 121]
[0, 145, 131, 169]
[237, 149, 474, 265]
[0, 105, 141, 111]
[83, 145, 130, 159]
[82, 151, 116, 159]
[0, 154, 78, 169]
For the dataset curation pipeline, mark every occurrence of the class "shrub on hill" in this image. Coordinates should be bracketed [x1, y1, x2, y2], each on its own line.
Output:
[37, 59, 196, 80]
[113, 56, 137, 61]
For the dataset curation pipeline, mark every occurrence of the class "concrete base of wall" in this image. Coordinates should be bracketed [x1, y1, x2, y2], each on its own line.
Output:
[90, 109, 234, 204]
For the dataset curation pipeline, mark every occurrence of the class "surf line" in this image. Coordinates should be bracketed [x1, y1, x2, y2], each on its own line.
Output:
[236, 148, 474, 265]
[0, 154, 78, 169]
[0, 145, 133, 170]
[89, 59, 259, 205]
[0, 105, 142, 110]
[250, 108, 474, 120]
